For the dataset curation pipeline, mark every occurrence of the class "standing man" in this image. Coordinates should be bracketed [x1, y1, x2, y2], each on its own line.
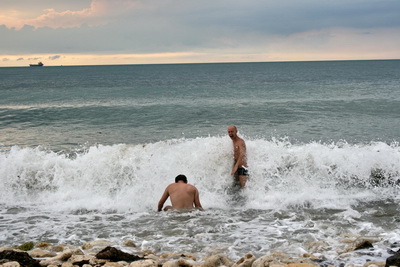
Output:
[227, 125, 248, 188]
[158, 174, 204, 212]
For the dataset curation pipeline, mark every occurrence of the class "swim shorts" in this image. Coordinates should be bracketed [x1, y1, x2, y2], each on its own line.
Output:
[236, 167, 249, 176]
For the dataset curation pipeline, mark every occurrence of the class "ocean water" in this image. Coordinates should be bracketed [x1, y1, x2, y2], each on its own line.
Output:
[1, 60, 400, 265]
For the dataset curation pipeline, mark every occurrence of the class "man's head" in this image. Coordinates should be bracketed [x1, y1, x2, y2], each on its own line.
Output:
[175, 174, 188, 183]
[227, 125, 238, 139]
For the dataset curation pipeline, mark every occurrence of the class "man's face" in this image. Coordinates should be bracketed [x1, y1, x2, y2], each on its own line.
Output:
[227, 127, 237, 139]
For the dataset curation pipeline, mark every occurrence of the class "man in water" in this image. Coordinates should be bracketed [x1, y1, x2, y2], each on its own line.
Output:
[157, 174, 204, 212]
[227, 125, 248, 188]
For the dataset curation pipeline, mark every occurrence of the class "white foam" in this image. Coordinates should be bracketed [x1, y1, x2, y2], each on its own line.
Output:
[1, 137, 399, 213]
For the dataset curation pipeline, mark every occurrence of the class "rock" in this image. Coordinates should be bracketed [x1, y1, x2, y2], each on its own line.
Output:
[201, 254, 233, 267]
[89, 257, 108, 266]
[39, 249, 76, 266]
[82, 241, 116, 250]
[385, 252, 400, 267]
[35, 243, 51, 249]
[60, 262, 74, 267]
[16, 242, 35, 252]
[68, 254, 93, 266]
[95, 247, 143, 262]
[28, 249, 57, 258]
[159, 253, 195, 261]
[176, 258, 195, 267]
[123, 241, 137, 248]
[52, 245, 66, 253]
[252, 252, 317, 267]
[104, 262, 123, 267]
[129, 259, 158, 267]
[2, 261, 21, 267]
[363, 261, 385, 267]
[39, 259, 63, 266]
[162, 261, 177, 267]
[286, 264, 318, 267]
[339, 238, 375, 254]
[252, 252, 291, 267]
[354, 240, 374, 250]
[0, 249, 40, 267]
[232, 253, 255, 267]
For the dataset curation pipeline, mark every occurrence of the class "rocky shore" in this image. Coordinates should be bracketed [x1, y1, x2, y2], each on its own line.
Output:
[0, 239, 399, 267]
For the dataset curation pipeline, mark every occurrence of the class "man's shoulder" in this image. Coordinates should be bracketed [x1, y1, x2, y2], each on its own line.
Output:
[187, 184, 199, 192]
[236, 137, 246, 145]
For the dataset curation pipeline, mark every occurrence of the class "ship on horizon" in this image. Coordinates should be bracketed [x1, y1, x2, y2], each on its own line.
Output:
[29, 62, 44, 67]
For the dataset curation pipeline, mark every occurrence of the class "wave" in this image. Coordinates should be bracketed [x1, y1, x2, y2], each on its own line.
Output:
[1, 137, 399, 212]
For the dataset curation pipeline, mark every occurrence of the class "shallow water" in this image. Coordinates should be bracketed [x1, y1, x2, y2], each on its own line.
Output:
[1, 61, 400, 265]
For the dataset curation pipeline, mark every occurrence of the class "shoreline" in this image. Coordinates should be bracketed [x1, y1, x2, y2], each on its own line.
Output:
[1, 238, 398, 267]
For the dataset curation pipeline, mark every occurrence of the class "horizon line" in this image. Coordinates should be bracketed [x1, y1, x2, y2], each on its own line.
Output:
[1, 58, 399, 68]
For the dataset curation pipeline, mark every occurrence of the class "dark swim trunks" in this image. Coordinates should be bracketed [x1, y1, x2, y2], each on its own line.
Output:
[236, 167, 249, 176]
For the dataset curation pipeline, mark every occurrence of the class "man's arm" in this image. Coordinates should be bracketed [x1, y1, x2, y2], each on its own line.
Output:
[193, 188, 204, 211]
[231, 139, 247, 175]
[157, 188, 169, 212]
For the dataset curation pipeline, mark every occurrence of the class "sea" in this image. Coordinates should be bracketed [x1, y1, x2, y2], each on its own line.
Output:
[1, 60, 400, 266]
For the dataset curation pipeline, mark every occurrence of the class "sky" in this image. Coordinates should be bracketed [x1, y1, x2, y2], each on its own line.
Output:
[0, 0, 399, 67]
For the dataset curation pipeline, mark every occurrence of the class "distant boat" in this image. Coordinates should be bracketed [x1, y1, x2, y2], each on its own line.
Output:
[29, 62, 44, 67]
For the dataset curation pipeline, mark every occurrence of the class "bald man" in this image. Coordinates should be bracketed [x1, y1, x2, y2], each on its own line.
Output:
[227, 125, 248, 188]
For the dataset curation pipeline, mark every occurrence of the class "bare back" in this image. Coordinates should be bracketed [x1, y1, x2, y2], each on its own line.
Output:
[158, 181, 203, 211]
[168, 183, 198, 209]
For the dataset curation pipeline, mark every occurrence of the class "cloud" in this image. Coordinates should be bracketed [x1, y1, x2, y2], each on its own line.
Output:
[2, 58, 9, 62]
[48, 55, 61, 60]
[0, 0, 399, 65]
[1, 0, 137, 29]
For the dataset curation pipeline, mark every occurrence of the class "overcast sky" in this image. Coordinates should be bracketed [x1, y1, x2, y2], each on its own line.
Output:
[1, 0, 399, 66]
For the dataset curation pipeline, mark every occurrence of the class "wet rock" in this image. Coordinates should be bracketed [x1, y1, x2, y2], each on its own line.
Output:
[52, 245, 66, 253]
[82, 241, 116, 250]
[68, 255, 94, 266]
[354, 240, 374, 250]
[2, 261, 21, 267]
[232, 253, 255, 267]
[363, 261, 385, 267]
[35, 243, 51, 249]
[286, 264, 318, 267]
[0, 249, 40, 267]
[385, 249, 400, 267]
[103, 262, 123, 267]
[39, 249, 78, 266]
[129, 259, 157, 267]
[340, 238, 376, 253]
[162, 261, 177, 267]
[159, 253, 196, 261]
[122, 241, 137, 248]
[16, 242, 35, 252]
[28, 249, 57, 258]
[252, 252, 291, 267]
[252, 252, 317, 267]
[95, 247, 143, 262]
[60, 262, 73, 267]
[201, 254, 233, 267]
[176, 258, 194, 267]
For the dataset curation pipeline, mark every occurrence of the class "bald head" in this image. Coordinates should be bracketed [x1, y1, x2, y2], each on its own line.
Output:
[227, 125, 238, 139]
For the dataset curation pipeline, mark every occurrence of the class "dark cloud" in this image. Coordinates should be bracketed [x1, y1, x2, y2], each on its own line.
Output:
[2, 58, 9, 62]
[48, 55, 61, 60]
[0, 0, 399, 55]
